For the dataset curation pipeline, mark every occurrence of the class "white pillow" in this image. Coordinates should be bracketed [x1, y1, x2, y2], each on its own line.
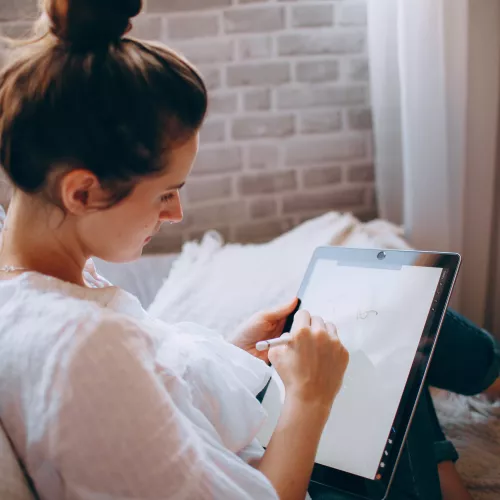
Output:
[94, 254, 178, 309]
[148, 212, 410, 338]
[0, 424, 33, 500]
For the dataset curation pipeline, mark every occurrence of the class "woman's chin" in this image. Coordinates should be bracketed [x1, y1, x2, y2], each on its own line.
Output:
[99, 245, 145, 264]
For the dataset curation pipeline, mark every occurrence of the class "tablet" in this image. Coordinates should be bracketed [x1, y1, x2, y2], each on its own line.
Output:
[257, 247, 461, 500]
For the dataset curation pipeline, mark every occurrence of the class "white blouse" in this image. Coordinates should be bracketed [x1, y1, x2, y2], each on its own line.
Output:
[0, 256, 279, 499]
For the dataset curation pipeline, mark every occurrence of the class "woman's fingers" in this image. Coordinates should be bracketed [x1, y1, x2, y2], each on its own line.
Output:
[325, 322, 338, 339]
[271, 311, 349, 408]
[311, 316, 327, 337]
[264, 297, 299, 321]
[291, 309, 311, 337]
[291, 312, 339, 351]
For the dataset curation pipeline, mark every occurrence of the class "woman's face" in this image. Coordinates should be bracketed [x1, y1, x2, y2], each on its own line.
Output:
[76, 133, 199, 263]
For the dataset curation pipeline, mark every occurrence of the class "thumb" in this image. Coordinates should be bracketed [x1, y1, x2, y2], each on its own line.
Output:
[264, 297, 299, 321]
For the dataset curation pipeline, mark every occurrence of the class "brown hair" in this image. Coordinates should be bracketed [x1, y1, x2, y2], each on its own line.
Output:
[0, 0, 208, 206]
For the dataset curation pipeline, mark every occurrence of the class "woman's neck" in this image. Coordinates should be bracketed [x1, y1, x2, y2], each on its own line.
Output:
[0, 194, 88, 286]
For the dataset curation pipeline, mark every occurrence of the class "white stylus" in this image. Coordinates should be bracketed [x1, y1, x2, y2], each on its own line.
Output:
[256, 334, 292, 352]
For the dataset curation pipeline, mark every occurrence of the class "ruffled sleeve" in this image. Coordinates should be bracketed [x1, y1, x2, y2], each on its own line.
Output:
[42, 313, 278, 500]
[154, 321, 272, 453]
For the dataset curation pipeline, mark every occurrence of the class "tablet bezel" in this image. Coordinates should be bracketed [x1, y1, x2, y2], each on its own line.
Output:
[258, 246, 461, 500]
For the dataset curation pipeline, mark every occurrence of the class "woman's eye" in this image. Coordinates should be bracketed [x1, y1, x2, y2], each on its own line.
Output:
[160, 192, 176, 203]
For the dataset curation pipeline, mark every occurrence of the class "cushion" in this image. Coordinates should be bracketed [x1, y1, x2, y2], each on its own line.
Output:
[94, 254, 178, 309]
[0, 423, 33, 500]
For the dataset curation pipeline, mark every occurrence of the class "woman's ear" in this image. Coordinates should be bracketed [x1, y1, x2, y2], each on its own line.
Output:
[59, 169, 108, 215]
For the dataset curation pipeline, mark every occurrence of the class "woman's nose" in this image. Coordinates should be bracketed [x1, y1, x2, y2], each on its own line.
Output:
[160, 199, 183, 224]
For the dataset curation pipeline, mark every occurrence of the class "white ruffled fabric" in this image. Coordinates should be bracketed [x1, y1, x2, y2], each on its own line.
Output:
[0, 258, 278, 499]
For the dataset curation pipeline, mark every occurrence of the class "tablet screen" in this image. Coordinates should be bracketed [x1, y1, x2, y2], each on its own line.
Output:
[257, 257, 443, 481]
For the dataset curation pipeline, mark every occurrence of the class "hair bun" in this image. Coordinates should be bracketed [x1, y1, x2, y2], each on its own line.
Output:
[45, 0, 142, 50]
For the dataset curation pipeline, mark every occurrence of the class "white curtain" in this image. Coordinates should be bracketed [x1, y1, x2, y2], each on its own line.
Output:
[367, 0, 500, 327]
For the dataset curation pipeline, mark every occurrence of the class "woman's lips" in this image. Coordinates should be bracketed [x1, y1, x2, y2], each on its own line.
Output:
[145, 228, 161, 244]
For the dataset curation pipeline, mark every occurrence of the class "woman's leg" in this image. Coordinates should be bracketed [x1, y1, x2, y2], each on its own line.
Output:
[427, 309, 499, 395]
[424, 308, 497, 498]
[387, 387, 453, 500]
[307, 483, 357, 499]
[437, 462, 472, 500]
[418, 389, 471, 500]
[308, 387, 449, 500]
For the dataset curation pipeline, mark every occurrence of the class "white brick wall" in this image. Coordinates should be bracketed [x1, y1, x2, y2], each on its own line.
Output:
[0, 0, 376, 251]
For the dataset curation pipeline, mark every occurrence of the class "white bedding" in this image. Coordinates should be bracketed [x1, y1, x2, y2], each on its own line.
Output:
[94, 254, 177, 309]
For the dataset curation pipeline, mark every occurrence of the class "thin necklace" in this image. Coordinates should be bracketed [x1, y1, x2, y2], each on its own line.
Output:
[0, 265, 93, 288]
[0, 265, 31, 273]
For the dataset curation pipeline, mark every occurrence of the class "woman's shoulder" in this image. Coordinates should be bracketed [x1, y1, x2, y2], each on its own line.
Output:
[0, 276, 155, 427]
[0, 273, 153, 361]
[56, 308, 156, 382]
[0, 273, 106, 319]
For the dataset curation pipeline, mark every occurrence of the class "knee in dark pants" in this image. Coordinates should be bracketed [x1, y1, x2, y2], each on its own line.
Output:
[427, 309, 500, 395]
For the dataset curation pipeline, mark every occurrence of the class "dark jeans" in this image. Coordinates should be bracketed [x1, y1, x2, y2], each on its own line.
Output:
[308, 309, 499, 500]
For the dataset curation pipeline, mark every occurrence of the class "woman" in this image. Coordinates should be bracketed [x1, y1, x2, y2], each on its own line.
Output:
[0, 1, 497, 499]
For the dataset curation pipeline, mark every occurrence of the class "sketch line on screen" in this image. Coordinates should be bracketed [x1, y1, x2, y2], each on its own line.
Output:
[357, 310, 379, 320]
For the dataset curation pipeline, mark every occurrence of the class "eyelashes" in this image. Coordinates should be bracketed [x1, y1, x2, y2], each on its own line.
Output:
[160, 192, 176, 203]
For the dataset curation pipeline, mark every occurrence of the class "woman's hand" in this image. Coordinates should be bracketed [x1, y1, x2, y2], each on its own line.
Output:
[257, 310, 349, 500]
[269, 309, 349, 409]
[229, 298, 299, 363]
